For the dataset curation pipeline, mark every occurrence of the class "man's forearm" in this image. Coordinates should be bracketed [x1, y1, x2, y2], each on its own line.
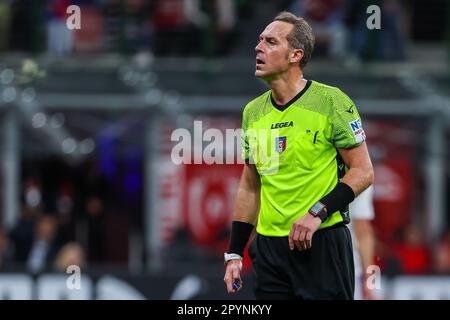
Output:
[341, 167, 374, 197]
[338, 142, 374, 198]
[233, 186, 260, 225]
[354, 220, 375, 275]
[227, 164, 260, 257]
[227, 187, 259, 257]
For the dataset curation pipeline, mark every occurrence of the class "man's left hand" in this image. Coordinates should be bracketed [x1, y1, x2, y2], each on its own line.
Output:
[288, 213, 321, 251]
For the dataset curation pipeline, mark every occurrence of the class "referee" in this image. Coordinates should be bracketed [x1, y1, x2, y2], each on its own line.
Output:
[223, 12, 374, 300]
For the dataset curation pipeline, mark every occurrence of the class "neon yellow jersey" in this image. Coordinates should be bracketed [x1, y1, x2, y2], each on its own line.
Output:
[241, 80, 366, 237]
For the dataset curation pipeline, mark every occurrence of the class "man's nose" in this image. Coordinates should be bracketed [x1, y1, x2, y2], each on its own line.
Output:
[255, 41, 263, 52]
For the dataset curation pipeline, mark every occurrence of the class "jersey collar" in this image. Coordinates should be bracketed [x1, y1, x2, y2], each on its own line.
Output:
[270, 80, 312, 112]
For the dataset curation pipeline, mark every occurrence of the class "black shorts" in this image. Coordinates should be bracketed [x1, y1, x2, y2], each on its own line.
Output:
[248, 223, 354, 300]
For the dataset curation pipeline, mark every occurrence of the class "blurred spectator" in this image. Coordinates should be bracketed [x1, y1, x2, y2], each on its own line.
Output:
[73, 3, 103, 53]
[79, 158, 109, 200]
[31, 0, 47, 53]
[0, 227, 14, 271]
[75, 160, 108, 264]
[151, 0, 204, 56]
[122, 0, 154, 54]
[9, 204, 39, 264]
[26, 214, 60, 274]
[46, 0, 74, 56]
[433, 230, 450, 274]
[54, 241, 86, 272]
[0, 0, 12, 52]
[54, 180, 76, 245]
[290, 0, 347, 59]
[84, 196, 107, 263]
[200, 0, 237, 57]
[389, 224, 431, 275]
[380, 0, 405, 60]
[344, 0, 405, 63]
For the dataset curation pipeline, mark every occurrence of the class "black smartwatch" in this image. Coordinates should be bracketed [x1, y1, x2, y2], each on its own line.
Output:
[308, 201, 328, 222]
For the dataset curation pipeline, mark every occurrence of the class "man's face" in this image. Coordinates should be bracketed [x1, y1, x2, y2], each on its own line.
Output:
[255, 21, 296, 80]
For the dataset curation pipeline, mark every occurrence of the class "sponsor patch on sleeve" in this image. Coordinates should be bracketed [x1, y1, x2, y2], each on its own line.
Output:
[349, 119, 366, 144]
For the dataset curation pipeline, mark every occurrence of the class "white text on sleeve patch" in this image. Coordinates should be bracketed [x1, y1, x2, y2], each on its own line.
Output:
[349, 119, 366, 144]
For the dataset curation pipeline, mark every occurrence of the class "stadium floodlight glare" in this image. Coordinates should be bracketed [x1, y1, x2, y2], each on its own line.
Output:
[0, 68, 14, 85]
[21, 87, 36, 103]
[140, 72, 158, 87]
[123, 70, 140, 86]
[145, 88, 162, 105]
[163, 90, 180, 106]
[79, 138, 95, 154]
[31, 112, 47, 128]
[61, 138, 77, 154]
[2, 87, 17, 103]
[50, 113, 65, 128]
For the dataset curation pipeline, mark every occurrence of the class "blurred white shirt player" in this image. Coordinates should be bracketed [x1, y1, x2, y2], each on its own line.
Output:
[349, 185, 376, 300]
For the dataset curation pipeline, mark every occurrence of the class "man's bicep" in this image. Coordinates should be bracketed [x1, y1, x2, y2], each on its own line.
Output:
[337, 142, 374, 196]
[338, 142, 372, 170]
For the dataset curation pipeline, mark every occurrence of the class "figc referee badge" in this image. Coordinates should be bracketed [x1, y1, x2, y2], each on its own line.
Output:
[275, 136, 287, 154]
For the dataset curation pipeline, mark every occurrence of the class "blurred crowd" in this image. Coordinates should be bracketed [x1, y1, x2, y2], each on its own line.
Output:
[0, 158, 135, 274]
[378, 224, 450, 276]
[0, 0, 248, 57]
[0, 0, 410, 62]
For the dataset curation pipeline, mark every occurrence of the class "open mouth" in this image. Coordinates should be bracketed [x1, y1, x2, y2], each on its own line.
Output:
[256, 58, 265, 65]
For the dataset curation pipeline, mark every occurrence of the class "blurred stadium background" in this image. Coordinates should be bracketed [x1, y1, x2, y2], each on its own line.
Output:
[0, 0, 449, 300]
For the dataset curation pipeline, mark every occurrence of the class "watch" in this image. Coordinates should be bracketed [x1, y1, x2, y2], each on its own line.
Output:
[224, 252, 242, 264]
[308, 201, 328, 222]
[224, 253, 243, 270]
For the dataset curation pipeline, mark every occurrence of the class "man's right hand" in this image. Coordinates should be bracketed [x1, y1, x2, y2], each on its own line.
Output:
[224, 259, 243, 294]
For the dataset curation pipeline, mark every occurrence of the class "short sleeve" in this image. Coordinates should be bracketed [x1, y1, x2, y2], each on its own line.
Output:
[331, 89, 366, 149]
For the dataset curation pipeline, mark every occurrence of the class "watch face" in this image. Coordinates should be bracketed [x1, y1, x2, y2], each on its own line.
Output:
[310, 201, 325, 215]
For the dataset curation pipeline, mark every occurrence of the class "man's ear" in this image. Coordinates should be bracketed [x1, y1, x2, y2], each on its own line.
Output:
[290, 49, 304, 64]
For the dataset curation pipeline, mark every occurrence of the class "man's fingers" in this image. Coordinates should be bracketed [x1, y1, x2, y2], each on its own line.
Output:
[232, 266, 241, 284]
[224, 278, 233, 293]
[231, 265, 242, 292]
[292, 227, 302, 251]
[306, 231, 313, 249]
[288, 227, 295, 250]
[299, 230, 307, 251]
[294, 228, 307, 251]
[224, 261, 242, 294]
[224, 268, 234, 293]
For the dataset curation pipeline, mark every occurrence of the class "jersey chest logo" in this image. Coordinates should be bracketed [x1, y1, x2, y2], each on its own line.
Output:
[275, 136, 287, 153]
[271, 121, 293, 129]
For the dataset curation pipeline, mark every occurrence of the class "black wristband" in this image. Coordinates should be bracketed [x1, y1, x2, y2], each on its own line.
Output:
[319, 182, 355, 216]
[228, 221, 254, 257]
